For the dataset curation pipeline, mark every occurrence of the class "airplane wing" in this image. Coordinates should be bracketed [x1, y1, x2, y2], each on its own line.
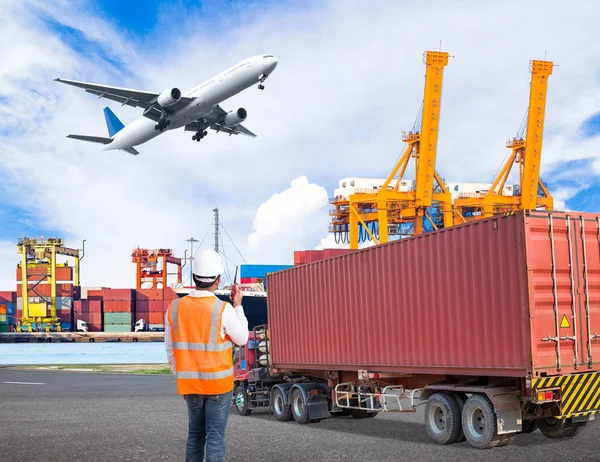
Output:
[185, 105, 257, 138]
[54, 78, 195, 121]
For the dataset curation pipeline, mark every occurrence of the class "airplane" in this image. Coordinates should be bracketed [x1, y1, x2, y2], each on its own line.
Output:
[55, 54, 279, 155]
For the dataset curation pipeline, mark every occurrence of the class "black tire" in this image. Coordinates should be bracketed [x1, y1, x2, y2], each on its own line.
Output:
[350, 409, 369, 419]
[496, 433, 516, 447]
[451, 392, 468, 443]
[234, 385, 251, 416]
[424, 392, 463, 445]
[365, 411, 378, 418]
[272, 388, 292, 422]
[538, 417, 587, 439]
[461, 394, 503, 449]
[291, 389, 310, 424]
[519, 419, 539, 434]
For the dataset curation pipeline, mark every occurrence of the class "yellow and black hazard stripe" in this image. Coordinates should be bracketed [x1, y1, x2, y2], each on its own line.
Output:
[503, 211, 517, 216]
[533, 372, 600, 418]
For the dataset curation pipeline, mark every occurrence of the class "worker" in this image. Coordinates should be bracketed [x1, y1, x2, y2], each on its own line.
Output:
[165, 249, 249, 462]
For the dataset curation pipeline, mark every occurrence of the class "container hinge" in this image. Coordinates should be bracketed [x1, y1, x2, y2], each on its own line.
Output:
[334, 382, 424, 413]
[591, 333, 600, 341]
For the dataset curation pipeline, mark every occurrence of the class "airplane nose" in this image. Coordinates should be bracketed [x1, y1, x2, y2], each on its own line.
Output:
[263, 57, 278, 74]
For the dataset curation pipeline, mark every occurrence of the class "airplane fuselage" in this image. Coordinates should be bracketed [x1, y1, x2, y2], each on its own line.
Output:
[105, 54, 278, 151]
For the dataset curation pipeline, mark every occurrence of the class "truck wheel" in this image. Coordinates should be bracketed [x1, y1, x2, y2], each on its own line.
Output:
[272, 388, 292, 422]
[365, 411, 378, 418]
[538, 417, 586, 439]
[234, 385, 252, 416]
[519, 419, 539, 434]
[424, 392, 462, 445]
[451, 392, 468, 442]
[461, 394, 503, 449]
[291, 389, 310, 424]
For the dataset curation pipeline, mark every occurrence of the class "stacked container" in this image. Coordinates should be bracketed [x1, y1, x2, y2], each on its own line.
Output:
[102, 289, 134, 332]
[73, 300, 103, 332]
[293, 249, 355, 265]
[0, 291, 16, 332]
[135, 288, 178, 329]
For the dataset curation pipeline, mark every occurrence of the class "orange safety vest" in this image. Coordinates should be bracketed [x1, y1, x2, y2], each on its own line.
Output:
[168, 295, 234, 395]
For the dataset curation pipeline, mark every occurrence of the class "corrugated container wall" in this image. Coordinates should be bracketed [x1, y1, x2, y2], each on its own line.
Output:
[267, 212, 600, 379]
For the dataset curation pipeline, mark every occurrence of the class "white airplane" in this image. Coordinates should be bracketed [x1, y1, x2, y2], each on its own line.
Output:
[55, 54, 278, 155]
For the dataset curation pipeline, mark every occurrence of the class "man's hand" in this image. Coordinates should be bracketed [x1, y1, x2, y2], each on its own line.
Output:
[232, 284, 243, 307]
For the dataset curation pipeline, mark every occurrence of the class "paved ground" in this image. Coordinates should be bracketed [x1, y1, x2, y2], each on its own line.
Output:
[1, 369, 598, 462]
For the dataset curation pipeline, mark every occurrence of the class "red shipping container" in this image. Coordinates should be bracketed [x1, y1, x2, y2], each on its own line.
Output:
[87, 290, 104, 301]
[164, 288, 178, 300]
[73, 300, 85, 313]
[58, 310, 72, 323]
[16, 266, 73, 282]
[74, 312, 102, 332]
[136, 311, 165, 324]
[136, 288, 164, 301]
[293, 251, 305, 266]
[268, 211, 600, 379]
[17, 283, 74, 298]
[135, 300, 150, 313]
[0, 291, 16, 304]
[322, 248, 355, 259]
[89, 300, 102, 313]
[102, 288, 134, 301]
[103, 300, 133, 313]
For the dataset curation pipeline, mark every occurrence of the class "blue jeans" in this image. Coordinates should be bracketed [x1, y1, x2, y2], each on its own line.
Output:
[185, 390, 233, 462]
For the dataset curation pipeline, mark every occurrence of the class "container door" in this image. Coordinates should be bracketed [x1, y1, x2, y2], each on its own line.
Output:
[528, 213, 600, 376]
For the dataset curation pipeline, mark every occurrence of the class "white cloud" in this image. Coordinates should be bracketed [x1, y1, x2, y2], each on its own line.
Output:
[1, 0, 600, 291]
[246, 176, 329, 263]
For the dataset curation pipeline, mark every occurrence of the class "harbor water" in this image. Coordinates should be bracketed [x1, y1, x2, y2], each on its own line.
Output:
[0, 342, 167, 365]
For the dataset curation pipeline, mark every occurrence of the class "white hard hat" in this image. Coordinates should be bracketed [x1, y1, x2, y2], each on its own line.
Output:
[193, 249, 225, 281]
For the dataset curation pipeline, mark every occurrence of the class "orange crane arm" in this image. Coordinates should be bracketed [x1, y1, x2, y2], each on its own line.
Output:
[415, 51, 449, 209]
[520, 60, 553, 210]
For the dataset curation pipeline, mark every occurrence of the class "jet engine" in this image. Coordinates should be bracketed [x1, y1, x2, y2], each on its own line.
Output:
[224, 108, 247, 126]
[157, 88, 182, 107]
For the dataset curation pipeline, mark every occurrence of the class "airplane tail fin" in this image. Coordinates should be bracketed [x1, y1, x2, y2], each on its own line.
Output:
[103, 107, 125, 137]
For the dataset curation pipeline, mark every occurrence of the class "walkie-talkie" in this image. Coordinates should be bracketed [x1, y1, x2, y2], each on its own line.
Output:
[230, 266, 239, 302]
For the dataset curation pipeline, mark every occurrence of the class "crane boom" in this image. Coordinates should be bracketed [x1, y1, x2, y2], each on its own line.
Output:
[520, 60, 553, 210]
[416, 51, 449, 210]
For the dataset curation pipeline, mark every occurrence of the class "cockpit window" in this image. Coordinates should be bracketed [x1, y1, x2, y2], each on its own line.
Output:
[263, 55, 274, 58]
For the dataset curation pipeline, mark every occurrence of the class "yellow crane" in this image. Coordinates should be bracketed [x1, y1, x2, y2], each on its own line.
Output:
[329, 50, 453, 249]
[453, 59, 554, 221]
[16, 237, 81, 332]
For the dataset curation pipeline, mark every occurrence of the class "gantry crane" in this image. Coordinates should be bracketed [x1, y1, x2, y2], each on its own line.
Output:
[453, 59, 554, 221]
[329, 50, 453, 249]
[131, 247, 182, 289]
[16, 237, 81, 332]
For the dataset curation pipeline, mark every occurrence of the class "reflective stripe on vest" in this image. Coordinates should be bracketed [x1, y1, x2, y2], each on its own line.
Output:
[176, 368, 234, 380]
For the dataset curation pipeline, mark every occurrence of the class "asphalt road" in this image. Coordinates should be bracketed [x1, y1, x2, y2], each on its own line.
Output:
[1, 370, 598, 462]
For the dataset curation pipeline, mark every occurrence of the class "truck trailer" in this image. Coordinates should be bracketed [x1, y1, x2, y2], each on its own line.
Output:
[232, 211, 600, 449]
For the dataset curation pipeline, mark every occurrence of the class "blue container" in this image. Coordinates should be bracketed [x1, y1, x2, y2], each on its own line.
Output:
[60, 322, 72, 331]
[240, 264, 292, 279]
[7, 303, 14, 315]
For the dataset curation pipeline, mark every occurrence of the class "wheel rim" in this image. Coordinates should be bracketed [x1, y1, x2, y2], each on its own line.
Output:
[274, 393, 283, 415]
[428, 403, 447, 435]
[467, 407, 486, 439]
[293, 394, 304, 416]
[236, 392, 245, 410]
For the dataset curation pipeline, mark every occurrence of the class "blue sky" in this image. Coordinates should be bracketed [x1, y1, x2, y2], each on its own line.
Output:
[1, 0, 600, 288]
